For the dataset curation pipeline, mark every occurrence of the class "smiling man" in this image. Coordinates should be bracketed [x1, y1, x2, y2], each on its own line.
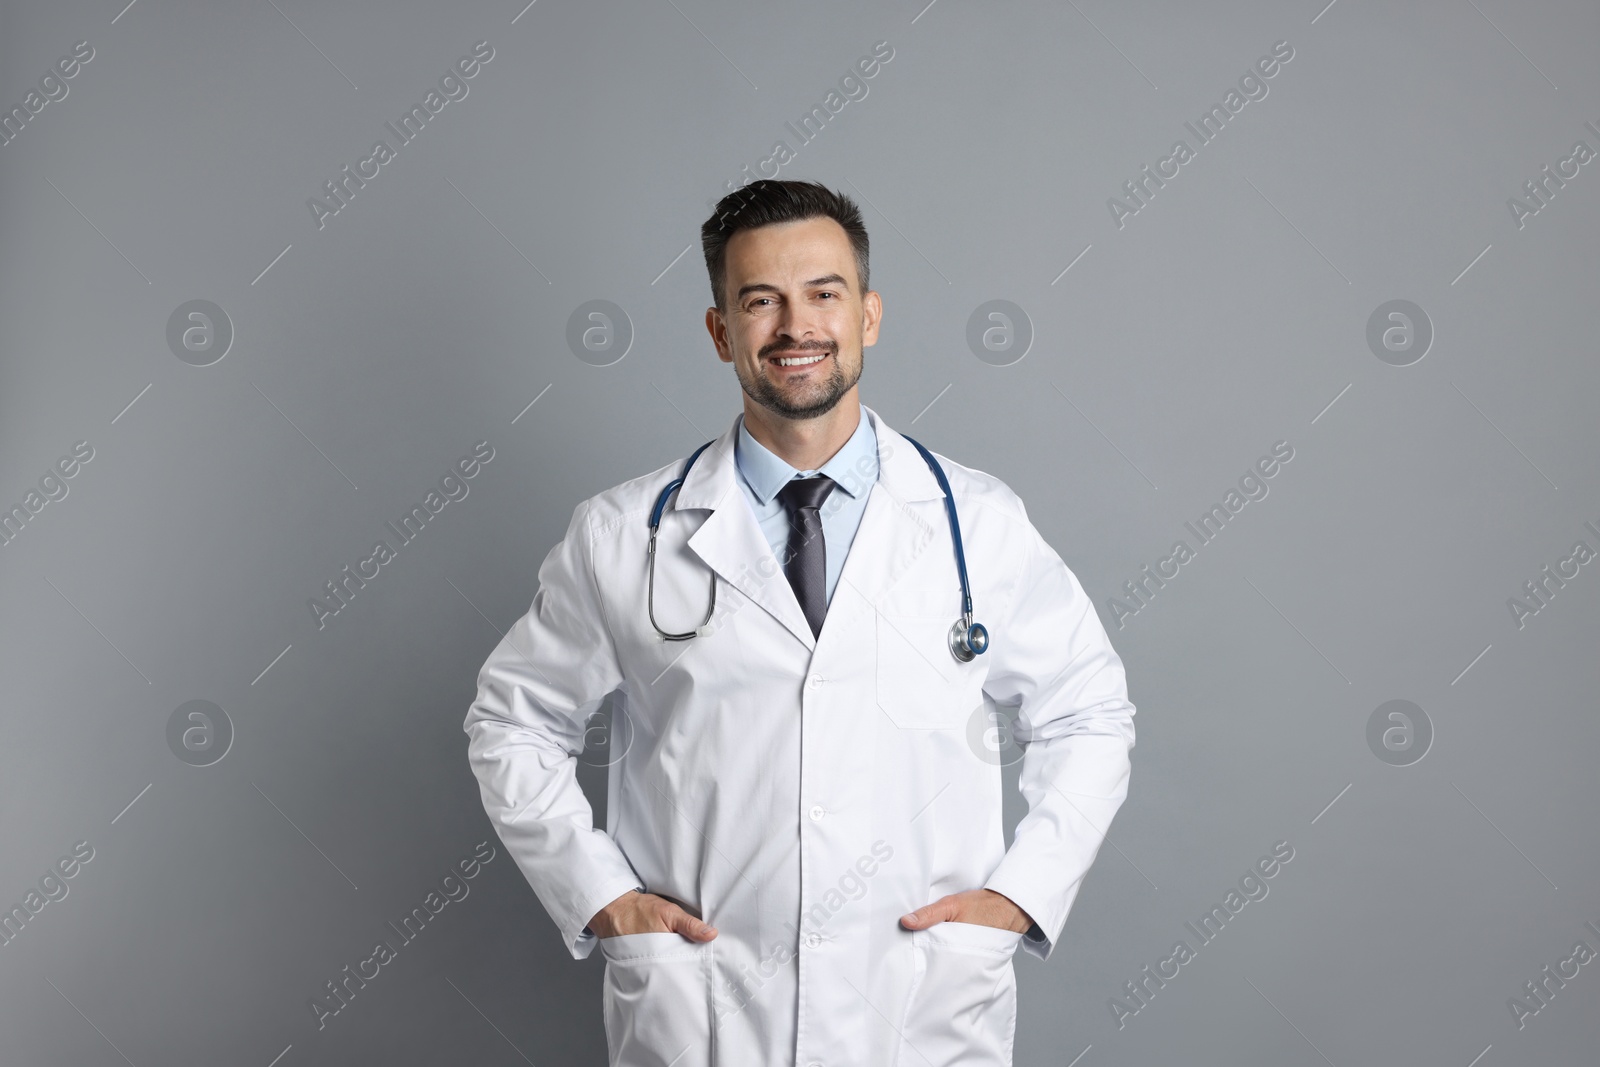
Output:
[465, 179, 1137, 1067]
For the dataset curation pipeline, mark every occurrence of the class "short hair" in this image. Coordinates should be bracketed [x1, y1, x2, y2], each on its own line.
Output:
[700, 179, 869, 312]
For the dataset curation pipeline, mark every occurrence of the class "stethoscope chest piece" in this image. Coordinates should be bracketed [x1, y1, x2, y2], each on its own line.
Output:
[949, 616, 989, 662]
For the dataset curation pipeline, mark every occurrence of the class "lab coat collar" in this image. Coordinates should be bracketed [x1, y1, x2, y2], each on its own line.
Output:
[671, 402, 946, 652]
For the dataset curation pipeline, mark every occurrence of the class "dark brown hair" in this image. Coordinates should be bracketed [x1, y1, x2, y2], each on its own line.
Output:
[700, 179, 869, 312]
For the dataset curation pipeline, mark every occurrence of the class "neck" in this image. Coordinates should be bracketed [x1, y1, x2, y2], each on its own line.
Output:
[742, 393, 862, 472]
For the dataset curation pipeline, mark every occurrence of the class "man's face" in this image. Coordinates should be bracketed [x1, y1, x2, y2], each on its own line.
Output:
[706, 216, 881, 421]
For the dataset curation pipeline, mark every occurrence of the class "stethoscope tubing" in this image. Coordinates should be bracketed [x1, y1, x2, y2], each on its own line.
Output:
[647, 433, 984, 659]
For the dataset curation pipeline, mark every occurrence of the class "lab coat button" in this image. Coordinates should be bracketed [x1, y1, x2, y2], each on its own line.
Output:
[807, 673, 824, 690]
[809, 805, 825, 821]
[807, 934, 822, 948]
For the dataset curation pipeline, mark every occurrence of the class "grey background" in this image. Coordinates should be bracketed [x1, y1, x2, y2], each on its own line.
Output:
[2, 0, 1596, 1064]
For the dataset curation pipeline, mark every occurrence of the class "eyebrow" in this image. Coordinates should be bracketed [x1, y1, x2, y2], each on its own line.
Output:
[734, 274, 851, 302]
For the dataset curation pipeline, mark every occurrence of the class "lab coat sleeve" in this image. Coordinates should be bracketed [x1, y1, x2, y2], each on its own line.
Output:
[463, 496, 644, 961]
[980, 510, 1136, 963]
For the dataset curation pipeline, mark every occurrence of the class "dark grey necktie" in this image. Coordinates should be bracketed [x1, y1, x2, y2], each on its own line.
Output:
[776, 475, 837, 638]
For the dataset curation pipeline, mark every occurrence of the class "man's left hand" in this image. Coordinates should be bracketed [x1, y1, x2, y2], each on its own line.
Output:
[899, 889, 1034, 934]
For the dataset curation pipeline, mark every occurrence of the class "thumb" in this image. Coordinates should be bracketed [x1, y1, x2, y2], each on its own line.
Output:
[669, 904, 717, 941]
[900, 897, 956, 930]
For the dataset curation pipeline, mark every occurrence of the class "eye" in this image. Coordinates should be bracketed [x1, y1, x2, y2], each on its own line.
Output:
[817, 291, 837, 300]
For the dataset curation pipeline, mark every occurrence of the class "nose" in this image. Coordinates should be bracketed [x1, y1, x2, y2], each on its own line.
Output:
[774, 302, 823, 345]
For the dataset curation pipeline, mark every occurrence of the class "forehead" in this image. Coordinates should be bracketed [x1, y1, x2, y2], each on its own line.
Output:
[724, 216, 857, 286]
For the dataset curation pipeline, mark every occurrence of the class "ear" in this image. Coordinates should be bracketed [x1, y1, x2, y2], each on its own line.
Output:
[861, 289, 883, 348]
[705, 306, 733, 363]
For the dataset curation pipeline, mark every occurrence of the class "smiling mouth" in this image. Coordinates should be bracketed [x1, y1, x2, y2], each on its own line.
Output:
[768, 352, 830, 368]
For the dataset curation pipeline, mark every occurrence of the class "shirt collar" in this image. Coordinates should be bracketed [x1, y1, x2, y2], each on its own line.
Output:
[735, 401, 878, 506]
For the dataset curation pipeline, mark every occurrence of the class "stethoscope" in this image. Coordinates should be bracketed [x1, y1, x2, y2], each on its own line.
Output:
[646, 434, 989, 663]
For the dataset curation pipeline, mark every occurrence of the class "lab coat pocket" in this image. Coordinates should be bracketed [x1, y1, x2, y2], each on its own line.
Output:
[877, 612, 982, 729]
[899, 922, 1021, 1067]
[599, 932, 714, 1067]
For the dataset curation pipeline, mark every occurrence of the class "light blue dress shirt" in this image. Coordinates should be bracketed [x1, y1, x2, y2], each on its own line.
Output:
[733, 402, 879, 608]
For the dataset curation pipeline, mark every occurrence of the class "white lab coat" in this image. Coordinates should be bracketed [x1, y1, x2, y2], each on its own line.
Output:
[464, 403, 1135, 1067]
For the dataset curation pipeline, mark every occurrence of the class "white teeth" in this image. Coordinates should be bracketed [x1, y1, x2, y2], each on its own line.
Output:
[775, 354, 826, 366]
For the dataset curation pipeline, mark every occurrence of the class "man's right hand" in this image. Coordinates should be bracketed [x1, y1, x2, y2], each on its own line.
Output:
[586, 889, 718, 941]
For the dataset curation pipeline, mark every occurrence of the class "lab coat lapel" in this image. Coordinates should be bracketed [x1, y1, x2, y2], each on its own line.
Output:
[675, 417, 818, 652]
[826, 405, 948, 620]
[671, 404, 947, 653]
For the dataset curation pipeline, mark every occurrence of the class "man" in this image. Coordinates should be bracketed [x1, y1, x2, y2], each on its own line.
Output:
[464, 179, 1136, 1066]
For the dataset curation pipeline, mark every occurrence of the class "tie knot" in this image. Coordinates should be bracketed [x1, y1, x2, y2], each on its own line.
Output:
[777, 474, 836, 514]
